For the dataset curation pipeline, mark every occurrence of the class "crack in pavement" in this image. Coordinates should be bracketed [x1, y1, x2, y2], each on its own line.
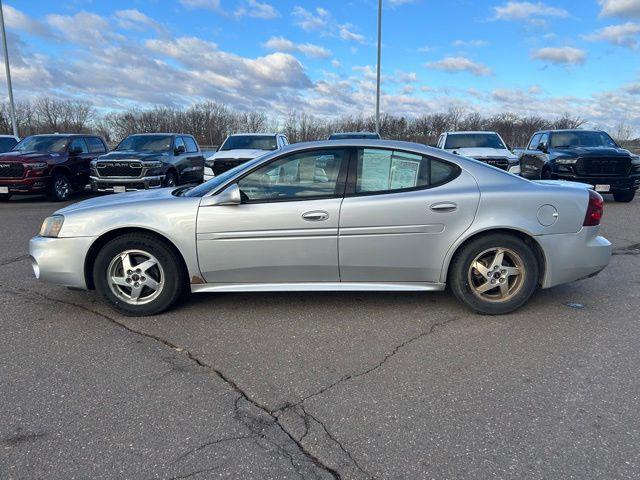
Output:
[0, 254, 29, 267]
[1, 285, 339, 480]
[613, 243, 640, 256]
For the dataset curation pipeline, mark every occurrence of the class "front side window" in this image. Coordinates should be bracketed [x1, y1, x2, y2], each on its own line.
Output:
[69, 137, 89, 154]
[444, 133, 506, 150]
[174, 136, 185, 152]
[183, 136, 199, 153]
[528, 134, 542, 150]
[14, 135, 69, 153]
[238, 149, 346, 202]
[115, 135, 173, 153]
[354, 149, 459, 194]
[86, 137, 106, 153]
[220, 135, 278, 151]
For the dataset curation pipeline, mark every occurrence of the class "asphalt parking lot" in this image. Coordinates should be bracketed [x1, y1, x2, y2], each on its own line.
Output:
[1, 193, 639, 479]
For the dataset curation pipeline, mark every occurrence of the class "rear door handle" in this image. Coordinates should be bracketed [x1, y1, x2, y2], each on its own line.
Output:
[302, 210, 329, 221]
[430, 202, 457, 213]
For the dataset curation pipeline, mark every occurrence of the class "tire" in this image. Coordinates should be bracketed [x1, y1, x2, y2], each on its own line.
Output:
[48, 172, 73, 202]
[540, 168, 552, 180]
[613, 191, 635, 203]
[449, 233, 539, 315]
[0, 193, 11, 201]
[164, 170, 178, 187]
[93, 233, 187, 316]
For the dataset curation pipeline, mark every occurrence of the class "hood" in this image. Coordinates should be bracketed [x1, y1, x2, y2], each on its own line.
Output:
[208, 149, 270, 160]
[552, 146, 631, 158]
[56, 188, 177, 214]
[0, 151, 60, 162]
[97, 151, 168, 161]
[447, 147, 517, 161]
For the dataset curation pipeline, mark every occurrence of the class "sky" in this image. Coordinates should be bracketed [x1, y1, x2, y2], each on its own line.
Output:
[2, 0, 640, 132]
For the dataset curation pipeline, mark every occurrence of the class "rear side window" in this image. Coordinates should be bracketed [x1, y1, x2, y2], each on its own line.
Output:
[86, 137, 106, 153]
[354, 148, 459, 194]
[528, 134, 542, 150]
[183, 136, 199, 153]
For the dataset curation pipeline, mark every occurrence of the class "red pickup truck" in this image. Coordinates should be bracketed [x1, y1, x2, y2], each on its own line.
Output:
[0, 134, 108, 201]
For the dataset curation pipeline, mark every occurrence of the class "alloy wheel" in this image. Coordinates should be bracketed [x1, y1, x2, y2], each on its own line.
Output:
[107, 249, 165, 305]
[467, 247, 525, 302]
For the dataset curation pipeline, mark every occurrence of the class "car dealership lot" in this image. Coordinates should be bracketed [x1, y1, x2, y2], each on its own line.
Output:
[1, 194, 639, 479]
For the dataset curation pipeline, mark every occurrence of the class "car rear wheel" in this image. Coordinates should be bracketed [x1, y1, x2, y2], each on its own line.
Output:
[48, 172, 73, 202]
[0, 193, 11, 201]
[449, 233, 539, 315]
[93, 233, 187, 316]
[613, 191, 635, 203]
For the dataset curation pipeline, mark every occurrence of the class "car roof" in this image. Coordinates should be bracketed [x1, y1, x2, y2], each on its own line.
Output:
[534, 129, 605, 134]
[128, 132, 191, 136]
[445, 131, 499, 135]
[227, 133, 280, 137]
[28, 133, 92, 137]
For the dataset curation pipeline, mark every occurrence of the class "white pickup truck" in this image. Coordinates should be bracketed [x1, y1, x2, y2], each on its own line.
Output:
[204, 133, 289, 181]
[436, 131, 520, 175]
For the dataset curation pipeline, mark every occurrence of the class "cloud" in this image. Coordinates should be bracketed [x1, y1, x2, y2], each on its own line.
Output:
[292, 6, 365, 43]
[452, 39, 489, 48]
[531, 46, 586, 65]
[46, 11, 125, 46]
[114, 9, 165, 34]
[585, 21, 640, 47]
[598, 0, 640, 18]
[235, 0, 279, 19]
[426, 56, 492, 76]
[263, 36, 331, 58]
[179, 0, 221, 11]
[2, 4, 53, 37]
[493, 1, 569, 22]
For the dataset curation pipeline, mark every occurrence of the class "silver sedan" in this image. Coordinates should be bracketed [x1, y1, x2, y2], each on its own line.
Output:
[30, 140, 612, 316]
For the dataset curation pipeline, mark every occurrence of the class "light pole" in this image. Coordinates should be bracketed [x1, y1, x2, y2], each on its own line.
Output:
[0, 0, 18, 138]
[375, 0, 382, 135]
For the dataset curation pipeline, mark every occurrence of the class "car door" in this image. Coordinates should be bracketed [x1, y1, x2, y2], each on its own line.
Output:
[338, 147, 480, 283]
[520, 133, 541, 179]
[67, 137, 92, 187]
[182, 136, 204, 183]
[196, 148, 348, 283]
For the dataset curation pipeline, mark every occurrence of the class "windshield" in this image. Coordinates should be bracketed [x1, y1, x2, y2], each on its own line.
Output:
[13, 136, 69, 153]
[444, 133, 506, 150]
[220, 135, 277, 151]
[184, 155, 267, 197]
[550, 131, 618, 149]
[115, 135, 173, 153]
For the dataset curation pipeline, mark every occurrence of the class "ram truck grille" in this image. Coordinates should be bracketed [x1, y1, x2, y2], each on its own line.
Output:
[213, 158, 251, 175]
[96, 161, 143, 178]
[576, 157, 631, 176]
[0, 162, 24, 178]
[478, 158, 510, 170]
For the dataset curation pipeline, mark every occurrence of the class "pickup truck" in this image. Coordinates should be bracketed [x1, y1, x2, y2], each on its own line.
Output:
[436, 131, 520, 174]
[91, 133, 204, 193]
[520, 129, 640, 202]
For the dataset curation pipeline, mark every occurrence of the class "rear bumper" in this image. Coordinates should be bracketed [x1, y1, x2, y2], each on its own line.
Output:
[0, 176, 50, 193]
[91, 175, 164, 192]
[536, 227, 612, 288]
[551, 172, 640, 192]
[29, 235, 95, 289]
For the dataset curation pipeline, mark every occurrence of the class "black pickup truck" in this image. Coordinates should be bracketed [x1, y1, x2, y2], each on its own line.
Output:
[91, 133, 204, 193]
[520, 129, 640, 202]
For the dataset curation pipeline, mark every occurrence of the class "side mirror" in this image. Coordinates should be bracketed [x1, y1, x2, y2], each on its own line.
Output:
[201, 184, 241, 207]
[175, 144, 186, 155]
[537, 143, 548, 153]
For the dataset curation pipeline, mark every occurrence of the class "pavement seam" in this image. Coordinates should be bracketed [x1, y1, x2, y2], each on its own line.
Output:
[2, 285, 341, 480]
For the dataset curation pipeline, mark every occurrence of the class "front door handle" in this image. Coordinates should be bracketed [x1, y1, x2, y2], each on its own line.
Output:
[302, 210, 329, 221]
[430, 202, 457, 213]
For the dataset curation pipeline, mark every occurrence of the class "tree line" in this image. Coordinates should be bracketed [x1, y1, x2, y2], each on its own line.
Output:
[0, 98, 637, 149]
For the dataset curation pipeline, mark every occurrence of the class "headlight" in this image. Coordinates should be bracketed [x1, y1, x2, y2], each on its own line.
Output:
[26, 162, 47, 170]
[205, 159, 215, 168]
[631, 156, 640, 165]
[144, 161, 163, 168]
[556, 158, 578, 165]
[39, 215, 64, 238]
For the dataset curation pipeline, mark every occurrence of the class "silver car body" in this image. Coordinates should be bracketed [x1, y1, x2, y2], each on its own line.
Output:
[30, 140, 611, 294]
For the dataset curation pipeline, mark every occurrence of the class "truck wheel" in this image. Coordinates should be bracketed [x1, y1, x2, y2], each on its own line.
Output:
[48, 172, 73, 201]
[164, 170, 178, 187]
[0, 193, 11, 201]
[540, 168, 552, 180]
[613, 191, 635, 203]
[93, 233, 187, 316]
[449, 233, 539, 315]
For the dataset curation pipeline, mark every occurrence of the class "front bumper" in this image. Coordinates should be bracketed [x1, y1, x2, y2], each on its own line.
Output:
[550, 171, 640, 192]
[90, 175, 164, 192]
[0, 176, 50, 193]
[29, 236, 95, 289]
[536, 227, 612, 289]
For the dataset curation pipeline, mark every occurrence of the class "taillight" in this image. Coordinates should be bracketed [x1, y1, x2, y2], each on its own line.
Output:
[583, 189, 604, 226]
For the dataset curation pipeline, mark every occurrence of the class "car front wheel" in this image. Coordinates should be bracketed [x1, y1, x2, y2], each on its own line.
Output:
[449, 233, 539, 315]
[93, 233, 186, 316]
[48, 172, 73, 201]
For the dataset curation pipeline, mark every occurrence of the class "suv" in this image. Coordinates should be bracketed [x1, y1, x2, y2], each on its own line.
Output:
[436, 131, 520, 174]
[520, 129, 640, 202]
[91, 133, 204, 193]
[205, 133, 288, 181]
[0, 134, 108, 201]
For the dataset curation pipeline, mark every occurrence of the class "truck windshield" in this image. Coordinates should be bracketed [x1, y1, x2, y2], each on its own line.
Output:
[444, 133, 506, 150]
[550, 131, 618, 149]
[219, 135, 277, 151]
[115, 135, 173, 153]
[13, 136, 69, 153]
